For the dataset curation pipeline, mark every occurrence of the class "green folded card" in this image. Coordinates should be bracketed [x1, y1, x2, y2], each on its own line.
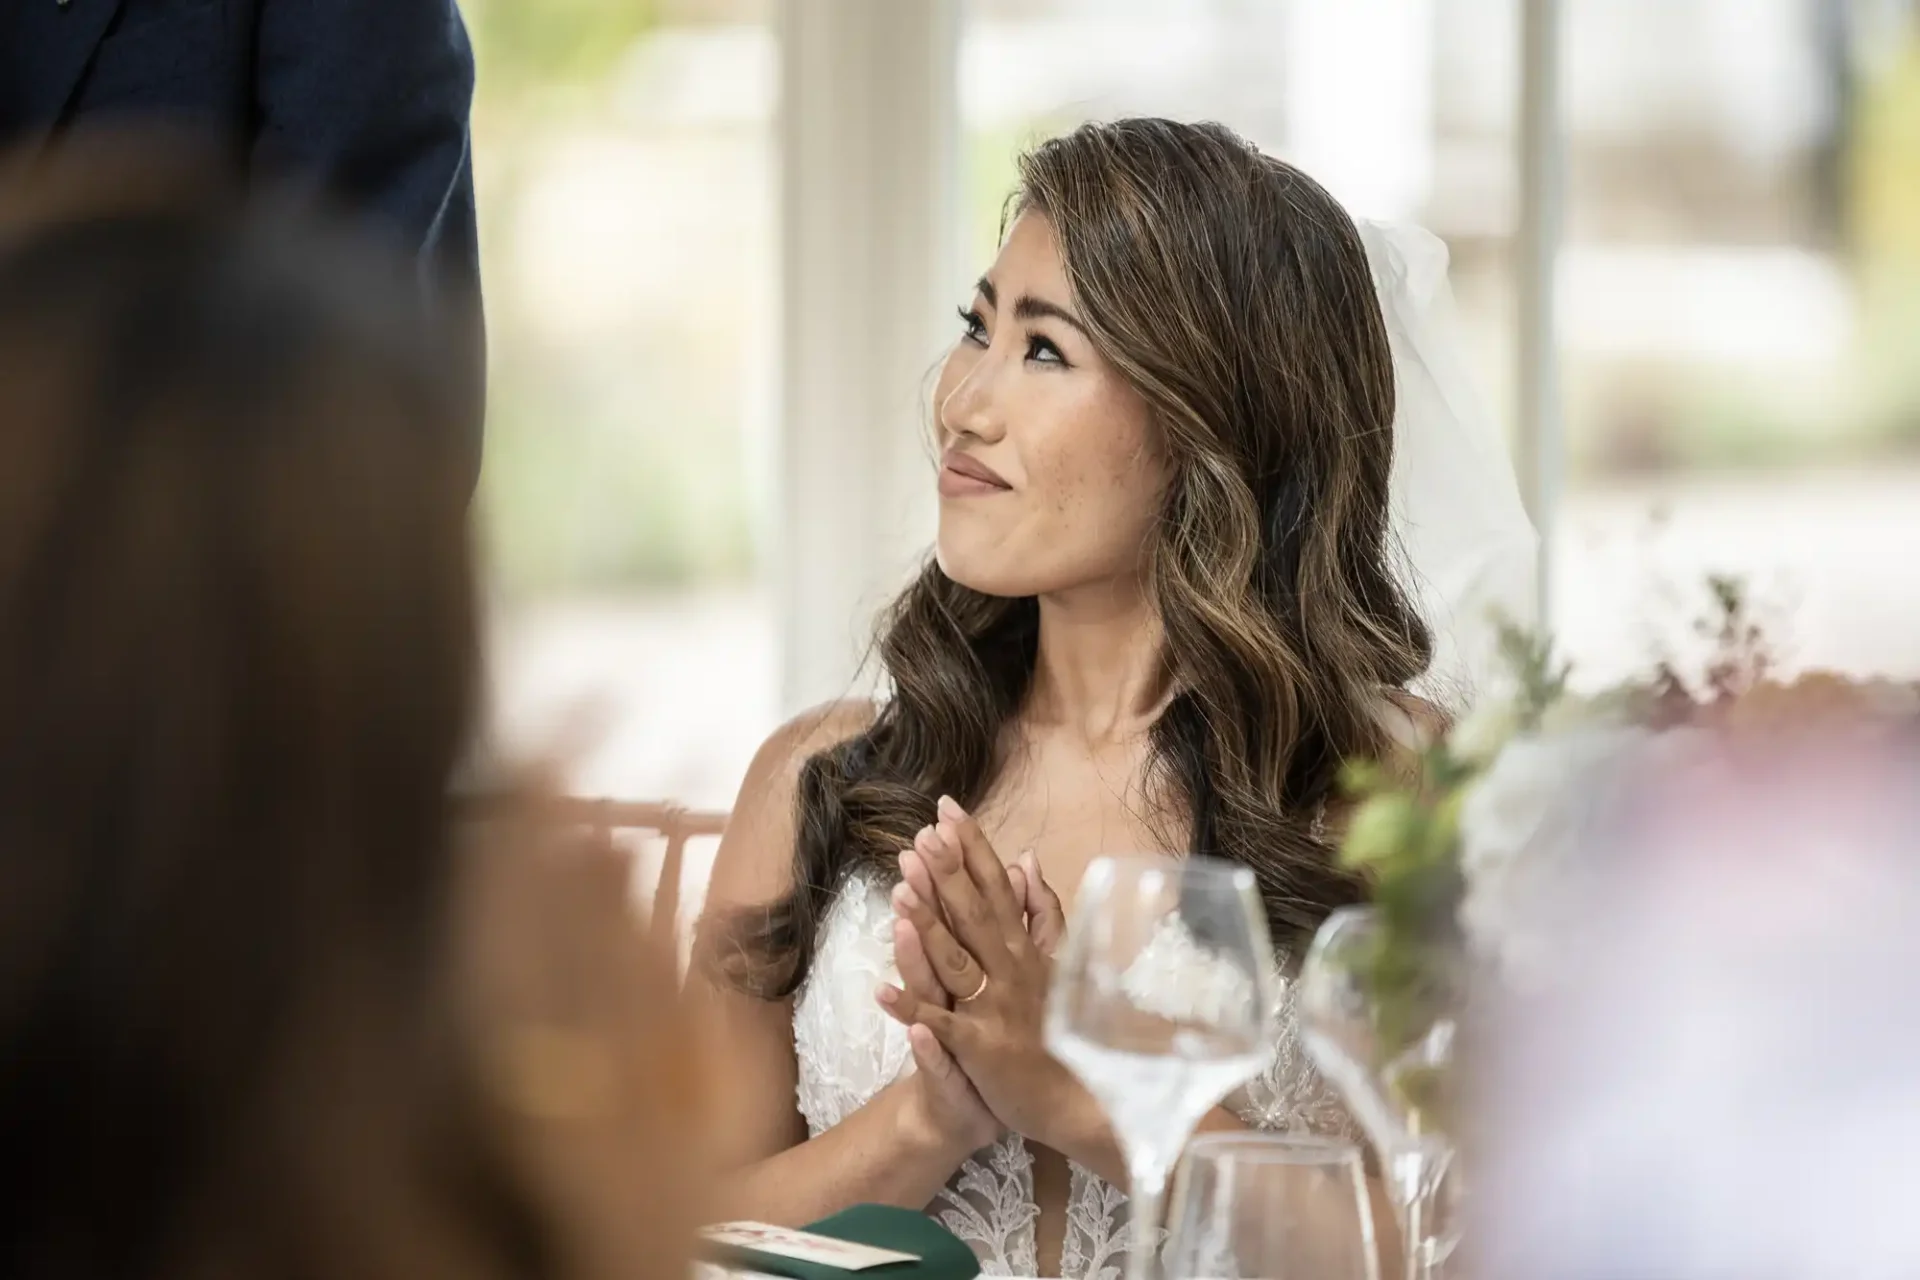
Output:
[704, 1205, 981, 1280]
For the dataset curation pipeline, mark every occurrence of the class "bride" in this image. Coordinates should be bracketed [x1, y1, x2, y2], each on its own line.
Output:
[693, 118, 1533, 1278]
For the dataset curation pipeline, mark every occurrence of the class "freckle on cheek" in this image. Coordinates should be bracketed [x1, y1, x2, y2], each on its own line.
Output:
[1055, 471, 1097, 520]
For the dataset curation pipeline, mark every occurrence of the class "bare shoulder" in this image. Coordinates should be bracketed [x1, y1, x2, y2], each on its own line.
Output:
[1376, 689, 1450, 756]
[755, 698, 880, 778]
[704, 699, 877, 909]
[1318, 693, 1449, 841]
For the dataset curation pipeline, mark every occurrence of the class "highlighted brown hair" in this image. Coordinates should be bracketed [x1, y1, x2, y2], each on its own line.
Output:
[725, 119, 1430, 998]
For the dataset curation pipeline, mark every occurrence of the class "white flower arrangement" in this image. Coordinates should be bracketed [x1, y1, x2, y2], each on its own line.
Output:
[1339, 577, 1920, 1031]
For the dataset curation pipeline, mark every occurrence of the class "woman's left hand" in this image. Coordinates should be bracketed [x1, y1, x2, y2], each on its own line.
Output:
[876, 796, 1093, 1153]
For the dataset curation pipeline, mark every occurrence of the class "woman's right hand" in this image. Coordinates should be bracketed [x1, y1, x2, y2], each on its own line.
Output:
[887, 875, 1001, 1155]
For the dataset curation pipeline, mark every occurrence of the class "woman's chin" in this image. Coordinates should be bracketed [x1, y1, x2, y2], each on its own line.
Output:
[934, 543, 1033, 598]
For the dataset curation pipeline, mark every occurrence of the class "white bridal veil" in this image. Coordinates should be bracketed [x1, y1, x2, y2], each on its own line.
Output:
[1357, 220, 1539, 707]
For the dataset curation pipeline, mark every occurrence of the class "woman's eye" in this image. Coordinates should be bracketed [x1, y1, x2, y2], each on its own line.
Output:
[957, 307, 988, 345]
[1026, 334, 1068, 367]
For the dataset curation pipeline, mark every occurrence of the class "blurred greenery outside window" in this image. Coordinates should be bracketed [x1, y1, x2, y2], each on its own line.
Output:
[466, 0, 1920, 599]
[468, 0, 769, 597]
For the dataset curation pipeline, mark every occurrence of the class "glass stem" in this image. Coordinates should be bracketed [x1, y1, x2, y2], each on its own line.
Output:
[1126, 1160, 1168, 1280]
[1390, 1147, 1446, 1280]
[1401, 1184, 1439, 1280]
[1405, 1189, 1436, 1280]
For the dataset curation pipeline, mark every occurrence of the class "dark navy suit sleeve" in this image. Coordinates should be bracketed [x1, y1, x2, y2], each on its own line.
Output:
[251, 0, 479, 299]
[250, 0, 485, 478]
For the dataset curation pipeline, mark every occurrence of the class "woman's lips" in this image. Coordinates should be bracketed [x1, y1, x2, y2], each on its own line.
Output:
[939, 451, 1011, 498]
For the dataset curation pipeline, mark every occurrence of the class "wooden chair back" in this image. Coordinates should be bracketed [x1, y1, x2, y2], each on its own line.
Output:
[460, 794, 728, 955]
[546, 798, 728, 944]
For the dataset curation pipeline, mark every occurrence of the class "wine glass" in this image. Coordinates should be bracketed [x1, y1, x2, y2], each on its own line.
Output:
[1165, 1133, 1380, 1280]
[1046, 855, 1278, 1280]
[1297, 906, 1463, 1280]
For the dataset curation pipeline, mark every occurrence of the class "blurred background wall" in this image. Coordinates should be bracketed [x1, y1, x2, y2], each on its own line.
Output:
[471, 0, 1920, 811]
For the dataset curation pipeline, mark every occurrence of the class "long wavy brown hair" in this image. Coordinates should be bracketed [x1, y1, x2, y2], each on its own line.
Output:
[732, 118, 1431, 999]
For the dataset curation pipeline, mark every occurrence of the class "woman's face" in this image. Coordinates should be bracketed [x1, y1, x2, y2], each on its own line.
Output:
[932, 211, 1170, 599]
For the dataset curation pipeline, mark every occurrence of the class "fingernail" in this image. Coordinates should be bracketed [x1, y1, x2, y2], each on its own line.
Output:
[937, 795, 964, 821]
[893, 883, 920, 910]
[875, 985, 897, 1006]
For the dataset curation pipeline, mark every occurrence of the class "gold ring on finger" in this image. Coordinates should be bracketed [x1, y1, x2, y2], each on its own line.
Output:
[956, 971, 989, 1003]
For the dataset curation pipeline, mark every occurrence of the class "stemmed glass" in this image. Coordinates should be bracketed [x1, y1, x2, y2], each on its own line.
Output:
[1297, 906, 1463, 1280]
[1164, 1133, 1380, 1280]
[1046, 855, 1277, 1280]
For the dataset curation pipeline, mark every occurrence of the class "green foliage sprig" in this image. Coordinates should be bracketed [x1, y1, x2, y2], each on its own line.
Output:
[1330, 618, 1567, 1128]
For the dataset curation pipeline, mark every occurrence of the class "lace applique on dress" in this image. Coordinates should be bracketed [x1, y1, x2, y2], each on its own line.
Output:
[1061, 1168, 1136, 1280]
[1227, 966, 1361, 1139]
[793, 873, 1040, 1276]
[791, 872, 1354, 1279]
[792, 871, 914, 1134]
[1118, 914, 1261, 1027]
[935, 1136, 1040, 1277]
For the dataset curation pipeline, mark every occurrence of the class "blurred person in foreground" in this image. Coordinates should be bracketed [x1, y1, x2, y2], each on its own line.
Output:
[0, 0, 484, 484]
[0, 143, 705, 1280]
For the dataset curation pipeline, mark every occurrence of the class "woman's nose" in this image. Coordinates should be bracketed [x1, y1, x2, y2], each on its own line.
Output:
[938, 353, 1008, 444]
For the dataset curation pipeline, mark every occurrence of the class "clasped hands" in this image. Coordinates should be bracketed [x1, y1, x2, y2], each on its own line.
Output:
[875, 796, 1097, 1157]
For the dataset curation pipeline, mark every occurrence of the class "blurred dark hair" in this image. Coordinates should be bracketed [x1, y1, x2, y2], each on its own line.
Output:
[0, 139, 547, 1280]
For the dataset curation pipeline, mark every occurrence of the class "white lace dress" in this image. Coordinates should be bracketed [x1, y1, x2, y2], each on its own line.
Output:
[791, 870, 1355, 1280]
